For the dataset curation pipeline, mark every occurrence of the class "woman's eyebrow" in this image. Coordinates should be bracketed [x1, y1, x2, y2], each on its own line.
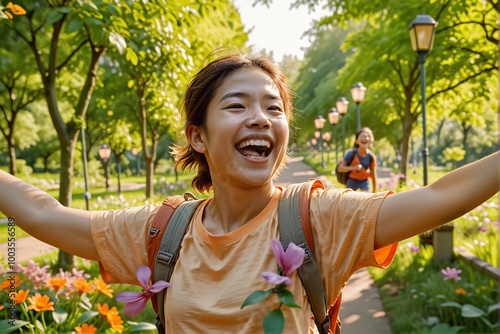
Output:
[219, 92, 283, 103]
[219, 91, 247, 103]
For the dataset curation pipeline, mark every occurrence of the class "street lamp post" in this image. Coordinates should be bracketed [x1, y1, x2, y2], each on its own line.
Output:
[335, 97, 349, 156]
[131, 147, 140, 176]
[328, 108, 340, 163]
[409, 14, 442, 253]
[314, 115, 327, 168]
[98, 144, 112, 191]
[409, 14, 437, 187]
[350, 82, 366, 131]
[322, 131, 331, 163]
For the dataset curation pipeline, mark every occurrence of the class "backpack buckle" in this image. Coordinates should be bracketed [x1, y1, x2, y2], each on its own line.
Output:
[157, 250, 175, 266]
[149, 228, 160, 237]
[303, 249, 313, 263]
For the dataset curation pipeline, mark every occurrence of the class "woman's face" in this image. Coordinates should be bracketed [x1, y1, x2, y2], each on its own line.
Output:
[189, 66, 289, 189]
[356, 131, 373, 149]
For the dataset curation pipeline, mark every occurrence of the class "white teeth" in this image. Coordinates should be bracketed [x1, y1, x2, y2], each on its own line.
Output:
[237, 139, 271, 149]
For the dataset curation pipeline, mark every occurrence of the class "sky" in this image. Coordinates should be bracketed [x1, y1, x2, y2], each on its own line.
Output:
[233, 1, 330, 61]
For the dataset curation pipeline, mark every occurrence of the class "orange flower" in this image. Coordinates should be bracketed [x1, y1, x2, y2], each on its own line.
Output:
[46, 277, 67, 292]
[6, 2, 26, 15]
[74, 278, 94, 294]
[107, 309, 124, 333]
[75, 323, 97, 334]
[27, 293, 55, 312]
[455, 288, 467, 296]
[94, 278, 113, 298]
[11, 289, 30, 304]
[0, 278, 22, 291]
[4, 11, 12, 19]
[0, 305, 4, 311]
[97, 303, 115, 316]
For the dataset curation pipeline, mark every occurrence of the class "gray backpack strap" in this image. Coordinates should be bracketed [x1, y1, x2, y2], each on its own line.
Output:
[154, 198, 204, 333]
[278, 180, 330, 334]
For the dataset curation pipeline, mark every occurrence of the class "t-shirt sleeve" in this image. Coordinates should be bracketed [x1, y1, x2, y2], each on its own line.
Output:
[89, 204, 160, 285]
[309, 187, 397, 304]
[343, 150, 355, 164]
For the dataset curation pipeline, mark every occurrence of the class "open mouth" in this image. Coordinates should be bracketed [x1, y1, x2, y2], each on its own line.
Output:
[236, 139, 273, 159]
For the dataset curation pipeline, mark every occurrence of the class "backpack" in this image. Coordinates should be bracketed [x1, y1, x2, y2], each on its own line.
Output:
[147, 179, 342, 334]
[335, 149, 373, 185]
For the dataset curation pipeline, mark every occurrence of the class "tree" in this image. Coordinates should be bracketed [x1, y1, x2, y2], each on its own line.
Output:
[0, 25, 41, 175]
[105, 0, 248, 198]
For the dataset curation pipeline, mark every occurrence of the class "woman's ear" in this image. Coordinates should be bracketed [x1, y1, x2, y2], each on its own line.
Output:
[187, 125, 206, 153]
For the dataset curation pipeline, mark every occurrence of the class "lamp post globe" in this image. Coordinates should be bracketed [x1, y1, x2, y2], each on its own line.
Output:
[350, 82, 366, 131]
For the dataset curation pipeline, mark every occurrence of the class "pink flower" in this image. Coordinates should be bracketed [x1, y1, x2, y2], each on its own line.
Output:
[116, 265, 170, 316]
[262, 240, 305, 286]
[441, 267, 462, 281]
[407, 242, 419, 253]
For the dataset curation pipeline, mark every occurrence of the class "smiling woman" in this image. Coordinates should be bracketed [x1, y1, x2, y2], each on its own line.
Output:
[0, 51, 499, 334]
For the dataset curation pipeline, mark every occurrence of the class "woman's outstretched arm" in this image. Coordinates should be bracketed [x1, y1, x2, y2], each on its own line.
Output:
[375, 151, 500, 249]
[0, 170, 98, 261]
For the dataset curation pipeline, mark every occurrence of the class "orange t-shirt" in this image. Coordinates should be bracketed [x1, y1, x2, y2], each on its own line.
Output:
[90, 186, 396, 333]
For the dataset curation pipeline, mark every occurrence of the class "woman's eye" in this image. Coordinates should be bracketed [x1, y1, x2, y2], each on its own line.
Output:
[268, 105, 283, 112]
[225, 103, 245, 109]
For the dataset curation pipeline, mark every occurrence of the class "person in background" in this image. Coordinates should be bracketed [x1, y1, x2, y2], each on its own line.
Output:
[337, 127, 377, 192]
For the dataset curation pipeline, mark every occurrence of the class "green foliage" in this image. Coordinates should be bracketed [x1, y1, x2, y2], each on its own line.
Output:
[15, 159, 32, 176]
[263, 309, 285, 334]
[441, 147, 466, 168]
[241, 289, 273, 309]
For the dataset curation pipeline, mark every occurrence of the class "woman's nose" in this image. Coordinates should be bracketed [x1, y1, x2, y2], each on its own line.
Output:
[246, 107, 271, 128]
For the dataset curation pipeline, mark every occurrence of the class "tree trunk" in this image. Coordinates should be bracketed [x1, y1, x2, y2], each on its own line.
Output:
[57, 137, 78, 270]
[8, 137, 16, 176]
[116, 155, 122, 194]
[145, 156, 154, 199]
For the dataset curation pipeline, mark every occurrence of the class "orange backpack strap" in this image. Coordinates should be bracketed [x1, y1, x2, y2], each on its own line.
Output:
[147, 195, 185, 312]
[279, 179, 342, 334]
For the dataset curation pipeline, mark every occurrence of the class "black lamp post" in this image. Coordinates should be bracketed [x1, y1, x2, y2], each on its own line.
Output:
[131, 147, 140, 176]
[322, 131, 331, 163]
[314, 115, 326, 168]
[98, 144, 112, 191]
[409, 14, 437, 187]
[328, 108, 340, 163]
[350, 82, 366, 132]
[409, 14, 441, 251]
[335, 97, 349, 156]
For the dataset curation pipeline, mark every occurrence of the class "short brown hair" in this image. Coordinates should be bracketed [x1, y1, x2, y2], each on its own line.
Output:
[172, 52, 294, 193]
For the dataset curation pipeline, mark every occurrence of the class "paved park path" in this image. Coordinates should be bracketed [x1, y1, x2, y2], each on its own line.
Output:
[1, 156, 392, 333]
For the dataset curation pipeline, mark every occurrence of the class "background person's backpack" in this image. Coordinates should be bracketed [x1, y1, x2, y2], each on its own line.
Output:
[335, 163, 350, 185]
[147, 179, 341, 334]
